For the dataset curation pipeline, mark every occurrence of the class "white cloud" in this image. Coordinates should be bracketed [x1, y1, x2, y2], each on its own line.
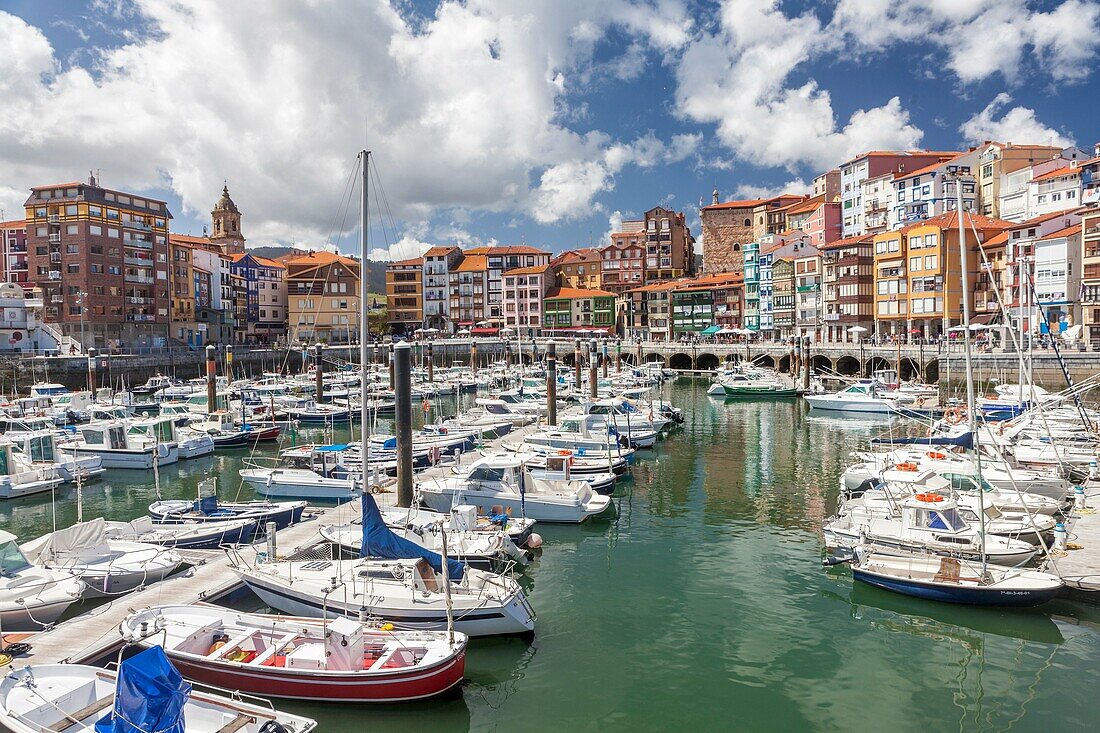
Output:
[732, 178, 811, 200]
[368, 235, 432, 262]
[959, 94, 1073, 147]
[0, 1, 695, 247]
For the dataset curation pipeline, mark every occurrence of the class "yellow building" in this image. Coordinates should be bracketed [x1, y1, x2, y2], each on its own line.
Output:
[874, 212, 1011, 341]
[386, 256, 424, 334]
[283, 250, 361, 344]
[168, 236, 198, 345]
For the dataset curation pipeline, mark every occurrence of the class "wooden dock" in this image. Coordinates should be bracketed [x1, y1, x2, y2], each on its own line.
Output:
[1050, 479, 1100, 602]
[17, 422, 544, 665]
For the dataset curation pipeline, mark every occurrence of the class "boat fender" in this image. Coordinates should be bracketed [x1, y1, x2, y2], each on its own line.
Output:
[527, 533, 543, 549]
[821, 555, 852, 567]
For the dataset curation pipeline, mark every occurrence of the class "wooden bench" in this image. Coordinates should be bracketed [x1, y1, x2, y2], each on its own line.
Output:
[46, 694, 114, 732]
[216, 713, 257, 733]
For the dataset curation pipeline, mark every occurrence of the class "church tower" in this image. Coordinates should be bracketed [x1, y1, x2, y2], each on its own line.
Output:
[209, 184, 245, 253]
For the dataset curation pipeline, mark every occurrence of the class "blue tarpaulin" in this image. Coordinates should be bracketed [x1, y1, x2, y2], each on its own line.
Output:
[316, 443, 349, 452]
[701, 325, 721, 335]
[95, 646, 190, 733]
[359, 493, 466, 581]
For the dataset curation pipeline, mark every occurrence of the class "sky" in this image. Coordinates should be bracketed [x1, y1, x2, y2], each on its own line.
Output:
[1, 0, 1098, 261]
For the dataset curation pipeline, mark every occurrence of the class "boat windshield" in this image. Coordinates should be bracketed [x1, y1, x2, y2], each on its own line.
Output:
[0, 541, 31, 574]
[929, 508, 967, 532]
[469, 466, 507, 483]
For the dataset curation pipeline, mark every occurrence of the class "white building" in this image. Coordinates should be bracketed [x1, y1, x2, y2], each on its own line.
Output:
[794, 253, 822, 339]
[889, 153, 978, 230]
[839, 151, 958, 237]
[1026, 164, 1082, 220]
[502, 264, 551, 337]
[1031, 225, 1081, 336]
[1004, 210, 1082, 334]
[860, 173, 894, 234]
[422, 246, 461, 332]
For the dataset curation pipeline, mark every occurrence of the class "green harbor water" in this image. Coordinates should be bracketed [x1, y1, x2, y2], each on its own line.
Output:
[3, 379, 1099, 732]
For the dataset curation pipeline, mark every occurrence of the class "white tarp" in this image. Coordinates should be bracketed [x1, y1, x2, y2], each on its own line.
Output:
[22, 518, 110, 564]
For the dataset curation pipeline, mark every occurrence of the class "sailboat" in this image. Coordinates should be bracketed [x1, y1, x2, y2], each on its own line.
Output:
[847, 188, 1063, 605]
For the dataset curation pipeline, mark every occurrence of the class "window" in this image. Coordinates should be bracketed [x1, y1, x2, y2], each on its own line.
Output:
[89, 225, 102, 236]
[66, 244, 78, 254]
[924, 255, 937, 270]
[66, 224, 78, 235]
[65, 205, 77, 216]
[91, 264, 103, 273]
[909, 256, 921, 271]
[107, 228, 119, 238]
[66, 264, 79, 273]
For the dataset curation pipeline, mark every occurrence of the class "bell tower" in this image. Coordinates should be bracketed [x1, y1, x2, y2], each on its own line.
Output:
[209, 183, 245, 253]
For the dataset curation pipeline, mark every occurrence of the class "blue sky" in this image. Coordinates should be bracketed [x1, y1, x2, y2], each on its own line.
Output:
[0, 0, 1096, 258]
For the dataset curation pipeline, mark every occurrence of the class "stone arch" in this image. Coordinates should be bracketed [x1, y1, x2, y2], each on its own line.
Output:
[900, 357, 922, 382]
[867, 356, 892, 377]
[778, 355, 792, 373]
[561, 352, 576, 367]
[696, 353, 719, 371]
[518, 352, 534, 365]
[620, 352, 637, 366]
[644, 353, 665, 365]
[923, 359, 939, 383]
[810, 354, 832, 373]
[668, 352, 693, 370]
[835, 355, 861, 376]
[752, 353, 775, 368]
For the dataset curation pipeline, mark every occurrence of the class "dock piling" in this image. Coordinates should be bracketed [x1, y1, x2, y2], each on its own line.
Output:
[314, 343, 324, 403]
[87, 347, 97, 393]
[546, 340, 557, 426]
[206, 344, 217, 413]
[589, 339, 598, 400]
[394, 341, 414, 508]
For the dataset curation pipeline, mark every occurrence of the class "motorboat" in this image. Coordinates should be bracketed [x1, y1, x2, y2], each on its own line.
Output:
[804, 380, 915, 414]
[376, 504, 536, 547]
[418, 453, 612, 523]
[19, 518, 181, 598]
[67, 419, 179, 469]
[182, 411, 251, 449]
[850, 551, 1063, 606]
[822, 494, 1039, 566]
[7, 430, 104, 484]
[240, 450, 358, 502]
[0, 437, 63, 500]
[0, 530, 82, 630]
[0, 647, 316, 733]
[105, 516, 258, 550]
[719, 372, 798, 398]
[120, 605, 467, 703]
[130, 414, 215, 459]
[230, 495, 536, 637]
[150, 495, 306, 531]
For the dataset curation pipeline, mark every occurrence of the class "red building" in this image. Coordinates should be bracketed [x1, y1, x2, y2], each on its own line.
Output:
[0, 220, 29, 288]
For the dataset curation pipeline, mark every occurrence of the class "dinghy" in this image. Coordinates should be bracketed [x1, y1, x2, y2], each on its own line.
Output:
[0, 646, 316, 733]
[121, 604, 467, 702]
[105, 516, 258, 550]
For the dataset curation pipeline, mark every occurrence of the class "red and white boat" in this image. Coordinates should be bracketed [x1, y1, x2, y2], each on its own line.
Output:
[120, 604, 467, 703]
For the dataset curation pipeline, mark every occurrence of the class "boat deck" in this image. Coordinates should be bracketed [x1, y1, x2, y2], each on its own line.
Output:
[1048, 479, 1100, 602]
[16, 422, 546, 665]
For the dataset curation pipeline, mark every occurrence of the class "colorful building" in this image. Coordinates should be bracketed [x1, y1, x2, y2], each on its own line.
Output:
[552, 248, 602, 290]
[542, 287, 616, 334]
[1, 220, 28, 288]
[448, 252, 488, 329]
[422, 246, 462, 332]
[502, 264, 551, 337]
[821, 234, 874, 343]
[386, 257, 424, 334]
[283, 250, 360, 344]
[228, 252, 286, 344]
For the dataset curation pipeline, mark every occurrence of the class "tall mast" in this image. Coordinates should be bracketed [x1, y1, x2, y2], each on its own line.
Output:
[954, 176, 985, 570]
[359, 151, 371, 472]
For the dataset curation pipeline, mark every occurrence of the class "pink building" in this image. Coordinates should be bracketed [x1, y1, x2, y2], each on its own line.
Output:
[502, 263, 552, 337]
[0, 220, 28, 288]
[802, 199, 842, 249]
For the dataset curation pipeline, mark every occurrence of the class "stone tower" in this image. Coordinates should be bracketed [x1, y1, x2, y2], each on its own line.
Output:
[209, 184, 245, 253]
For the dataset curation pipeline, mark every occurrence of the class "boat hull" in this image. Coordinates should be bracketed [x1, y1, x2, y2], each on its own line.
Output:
[852, 567, 1062, 607]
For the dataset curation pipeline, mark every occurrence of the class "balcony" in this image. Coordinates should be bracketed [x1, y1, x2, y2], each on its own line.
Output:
[124, 274, 155, 284]
[126, 314, 155, 322]
[50, 295, 63, 303]
[126, 296, 154, 305]
[49, 253, 61, 263]
[47, 214, 60, 224]
[48, 233, 61, 243]
[123, 220, 151, 232]
[7, 243, 26, 253]
[47, 271, 61, 280]
[126, 239, 153, 250]
[125, 256, 154, 267]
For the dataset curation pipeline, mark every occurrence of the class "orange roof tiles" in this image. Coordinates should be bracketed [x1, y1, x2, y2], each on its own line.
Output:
[819, 233, 874, 250]
[503, 264, 550, 275]
[1009, 209, 1079, 229]
[779, 195, 825, 215]
[388, 257, 423, 267]
[229, 252, 286, 269]
[30, 182, 84, 190]
[0, 219, 26, 229]
[701, 198, 767, 211]
[1031, 165, 1079, 183]
[453, 255, 488, 273]
[894, 154, 966, 180]
[1039, 225, 1080, 241]
[487, 245, 547, 255]
[462, 246, 491, 255]
[545, 287, 615, 299]
[282, 250, 359, 268]
[979, 231, 1010, 250]
[901, 211, 1013, 233]
[423, 246, 460, 257]
[168, 233, 209, 246]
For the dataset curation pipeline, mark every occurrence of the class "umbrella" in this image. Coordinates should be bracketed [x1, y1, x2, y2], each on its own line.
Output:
[423, 327, 440, 333]
[456, 328, 471, 336]
[846, 326, 868, 334]
[947, 324, 990, 332]
[910, 328, 922, 334]
[717, 328, 739, 335]
[476, 321, 491, 327]
[499, 327, 514, 334]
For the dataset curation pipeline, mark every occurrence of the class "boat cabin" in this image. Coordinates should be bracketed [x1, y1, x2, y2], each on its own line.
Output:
[0, 530, 32, 574]
[0, 415, 56, 434]
[80, 422, 132, 450]
[185, 392, 232, 414]
[901, 497, 969, 536]
[29, 383, 68, 398]
[128, 416, 179, 444]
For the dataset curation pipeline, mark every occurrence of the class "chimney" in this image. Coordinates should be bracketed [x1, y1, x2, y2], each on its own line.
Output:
[712, 187, 719, 206]
[898, 163, 905, 173]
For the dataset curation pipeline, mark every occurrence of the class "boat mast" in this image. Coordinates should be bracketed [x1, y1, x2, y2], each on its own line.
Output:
[359, 150, 371, 476]
[954, 176, 985, 570]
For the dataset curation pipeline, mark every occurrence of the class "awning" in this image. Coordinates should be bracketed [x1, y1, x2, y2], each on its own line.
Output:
[970, 312, 1002, 325]
[470, 327, 499, 335]
[457, 321, 474, 327]
[700, 325, 721, 335]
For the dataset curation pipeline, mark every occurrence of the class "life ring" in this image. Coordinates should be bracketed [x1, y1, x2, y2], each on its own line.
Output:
[897, 461, 918, 471]
[557, 449, 572, 456]
[914, 492, 944, 502]
[926, 451, 946, 460]
[945, 408, 965, 425]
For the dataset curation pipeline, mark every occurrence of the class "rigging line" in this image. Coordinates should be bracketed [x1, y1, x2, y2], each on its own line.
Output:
[367, 160, 396, 252]
[368, 154, 402, 251]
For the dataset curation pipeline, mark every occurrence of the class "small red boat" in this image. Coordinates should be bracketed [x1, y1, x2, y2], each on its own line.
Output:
[121, 604, 467, 702]
[245, 424, 282, 442]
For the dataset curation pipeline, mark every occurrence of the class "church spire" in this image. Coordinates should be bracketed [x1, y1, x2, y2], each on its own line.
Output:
[209, 182, 245, 253]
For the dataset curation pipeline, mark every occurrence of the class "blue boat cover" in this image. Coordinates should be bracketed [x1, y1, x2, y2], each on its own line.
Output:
[359, 493, 466, 580]
[95, 646, 190, 733]
[870, 431, 973, 449]
[382, 437, 397, 450]
[316, 444, 349, 452]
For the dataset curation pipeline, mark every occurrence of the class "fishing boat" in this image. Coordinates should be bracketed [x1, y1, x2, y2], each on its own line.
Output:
[720, 372, 798, 398]
[0, 530, 83, 630]
[418, 453, 613, 523]
[121, 605, 468, 703]
[67, 419, 179, 469]
[129, 414, 215, 459]
[19, 518, 182, 598]
[150, 495, 306, 531]
[183, 411, 251, 449]
[230, 493, 535, 637]
[850, 552, 1063, 606]
[105, 516, 258, 550]
[0, 646, 317, 733]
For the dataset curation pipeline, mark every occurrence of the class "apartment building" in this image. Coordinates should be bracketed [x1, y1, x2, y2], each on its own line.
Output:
[552, 248, 602, 290]
[812, 169, 841, 199]
[1027, 164, 1083, 219]
[502, 264, 551, 336]
[839, 151, 958, 237]
[229, 252, 286, 344]
[23, 175, 172, 348]
[386, 257, 423, 333]
[1, 220, 28, 288]
[422, 246, 462, 332]
[742, 242, 760, 331]
[771, 258, 796, 338]
[1080, 205, 1100, 347]
[820, 234, 874, 343]
[796, 197, 842, 249]
[859, 173, 895, 234]
[542, 287, 616, 334]
[484, 246, 551, 326]
[640, 206, 695, 281]
[602, 222, 647, 293]
[700, 193, 804, 274]
[284, 251, 360, 344]
[888, 153, 979, 230]
[1003, 210, 1082, 336]
[168, 237, 199, 345]
[171, 233, 235, 345]
[975, 143, 1063, 218]
[794, 253, 822, 339]
[448, 253, 488, 328]
[711, 274, 744, 331]
[624, 280, 678, 341]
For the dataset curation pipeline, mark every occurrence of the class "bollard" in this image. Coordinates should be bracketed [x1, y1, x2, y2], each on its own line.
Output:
[394, 342, 414, 507]
[226, 344, 234, 380]
[427, 342, 434, 382]
[1075, 485, 1088, 510]
[589, 339, 598, 400]
[206, 344, 217, 413]
[265, 521, 277, 560]
[546, 340, 557, 426]
[87, 347, 98, 393]
[1054, 522, 1067, 551]
[574, 339, 582, 392]
[471, 340, 478, 376]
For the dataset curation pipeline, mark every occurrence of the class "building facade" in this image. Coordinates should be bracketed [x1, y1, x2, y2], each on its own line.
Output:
[771, 258, 795, 338]
[1, 220, 28, 288]
[284, 251, 360, 344]
[24, 176, 172, 349]
[821, 234, 874, 343]
[542, 287, 616, 334]
[602, 224, 647, 293]
[422, 246, 462, 332]
[502, 264, 551, 337]
[1080, 205, 1100, 348]
[448, 253, 488, 328]
[839, 150, 959, 237]
[794, 253, 822, 339]
[386, 257, 424, 334]
[552, 248, 602, 290]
